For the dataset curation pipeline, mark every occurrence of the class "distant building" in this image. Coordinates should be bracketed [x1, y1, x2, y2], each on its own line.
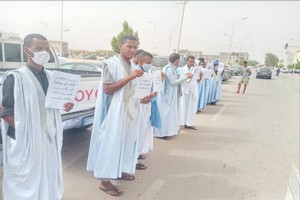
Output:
[49, 41, 68, 57]
[201, 55, 220, 63]
[293, 50, 300, 64]
[178, 49, 203, 59]
[219, 52, 249, 65]
[284, 51, 295, 68]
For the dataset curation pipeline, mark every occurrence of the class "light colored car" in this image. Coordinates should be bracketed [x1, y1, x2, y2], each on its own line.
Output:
[256, 67, 272, 79]
[60, 62, 103, 73]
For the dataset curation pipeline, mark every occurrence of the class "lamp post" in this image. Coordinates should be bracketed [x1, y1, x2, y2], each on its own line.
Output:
[60, 0, 64, 56]
[168, 26, 175, 54]
[148, 21, 156, 54]
[40, 21, 47, 37]
[226, 17, 248, 65]
[176, 0, 189, 53]
[238, 36, 250, 64]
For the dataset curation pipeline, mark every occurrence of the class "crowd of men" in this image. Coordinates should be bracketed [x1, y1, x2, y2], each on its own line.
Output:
[0, 33, 251, 199]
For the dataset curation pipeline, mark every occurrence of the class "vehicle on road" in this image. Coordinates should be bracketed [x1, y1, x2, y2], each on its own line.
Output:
[256, 67, 272, 79]
[152, 55, 186, 70]
[0, 32, 101, 131]
[222, 69, 230, 82]
[228, 66, 243, 76]
[60, 62, 104, 73]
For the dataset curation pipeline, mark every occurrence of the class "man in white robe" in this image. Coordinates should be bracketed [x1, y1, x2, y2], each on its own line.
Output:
[154, 53, 193, 140]
[134, 51, 155, 170]
[0, 34, 74, 200]
[86, 35, 144, 196]
[199, 60, 212, 111]
[178, 56, 199, 129]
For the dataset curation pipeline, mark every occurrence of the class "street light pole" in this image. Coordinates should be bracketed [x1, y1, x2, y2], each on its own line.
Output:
[40, 21, 47, 37]
[168, 26, 175, 54]
[148, 21, 156, 54]
[176, 0, 188, 53]
[60, 0, 64, 56]
[238, 36, 250, 64]
[226, 17, 248, 65]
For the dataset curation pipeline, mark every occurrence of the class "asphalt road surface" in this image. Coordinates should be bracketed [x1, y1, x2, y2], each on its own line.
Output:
[1, 72, 299, 200]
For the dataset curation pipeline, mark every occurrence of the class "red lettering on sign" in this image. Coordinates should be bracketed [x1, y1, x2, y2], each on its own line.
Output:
[75, 90, 84, 102]
[95, 89, 98, 97]
[85, 90, 93, 100]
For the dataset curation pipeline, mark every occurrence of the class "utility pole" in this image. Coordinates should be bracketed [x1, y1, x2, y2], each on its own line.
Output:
[60, 0, 64, 56]
[176, 0, 188, 53]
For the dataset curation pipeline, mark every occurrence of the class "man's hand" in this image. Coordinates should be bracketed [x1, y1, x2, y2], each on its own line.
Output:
[149, 91, 158, 99]
[186, 73, 193, 79]
[63, 102, 74, 112]
[140, 96, 150, 104]
[129, 69, 144, 80]
[161, 72, 166, 81]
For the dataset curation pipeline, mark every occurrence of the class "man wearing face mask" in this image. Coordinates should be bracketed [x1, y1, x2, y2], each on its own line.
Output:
[154, 53, 193, 140]
[0, 34, 74, 200]
[134, 51, 157, 170]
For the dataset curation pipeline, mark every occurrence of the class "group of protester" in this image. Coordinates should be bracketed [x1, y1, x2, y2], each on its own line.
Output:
[0, 33, 239, 199]
[86, 35, 228, 196]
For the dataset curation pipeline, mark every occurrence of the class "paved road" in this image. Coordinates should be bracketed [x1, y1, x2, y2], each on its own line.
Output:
[1, 72, 299, 200]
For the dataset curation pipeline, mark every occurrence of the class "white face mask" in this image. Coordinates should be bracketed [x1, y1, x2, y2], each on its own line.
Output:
[141, 63, 152, 72]
[28, 48, 50, 66]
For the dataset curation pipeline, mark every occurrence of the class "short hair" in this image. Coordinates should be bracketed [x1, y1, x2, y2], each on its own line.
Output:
[134, 49, 145, 57]
[119, 35, 137, 45]
[137, 51, 153, 60]
[23, 33, 47, 48]
[169, 53, 180, 63]
[187, 55, 195, 61]
[243, 61, 247, 65]
[198, 57, 205, 62]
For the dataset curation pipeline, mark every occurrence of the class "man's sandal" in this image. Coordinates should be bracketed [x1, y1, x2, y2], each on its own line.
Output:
[99, 185, 123, 196]
[136, 162, 147, 170]
[117, 173, 135, 181]
[138, 155, 146, 159]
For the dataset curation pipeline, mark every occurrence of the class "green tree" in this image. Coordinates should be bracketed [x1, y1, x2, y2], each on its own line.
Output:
[265, 53, 279, 67]
[294, 61, 300, 70]
[111, 21, 140, 53]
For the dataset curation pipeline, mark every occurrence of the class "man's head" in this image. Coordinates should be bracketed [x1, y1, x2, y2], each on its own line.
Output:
[137, 51, 153, 72]
[213, 60, 219, 67]
[169, 53, 180, 66]
[23, 33, 50, 66]
[243, 61, 248, 67]
[198, 57, 206, 67]
[119, 35, 138, 60]
[186, 55, 195, 68]
[132, 49, 145, 65]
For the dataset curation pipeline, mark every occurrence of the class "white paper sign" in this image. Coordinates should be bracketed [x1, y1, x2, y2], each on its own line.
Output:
[134, 73, 153, 99]
[45, 70, 81, 109]
[152, 71, 162, 92]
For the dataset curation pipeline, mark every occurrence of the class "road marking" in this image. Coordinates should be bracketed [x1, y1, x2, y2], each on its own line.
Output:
[211, 104, 228, 122]
[285, 165, 299, 200]
[139, 179, 166, 200]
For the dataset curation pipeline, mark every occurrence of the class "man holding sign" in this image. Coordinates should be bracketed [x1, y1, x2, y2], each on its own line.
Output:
[0, 34, 74, 200]
[87, 35, 144, 196]
[178, 55, 199, 130]
[154, 53, 193, 140]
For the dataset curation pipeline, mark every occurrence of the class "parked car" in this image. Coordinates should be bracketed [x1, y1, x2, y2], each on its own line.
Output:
[152, 55, 186, 70]
[229, 66, 243, 76]
[256, 67, 272, 79]
[222, 70, 230, 82]
[60, 62, 104, 73]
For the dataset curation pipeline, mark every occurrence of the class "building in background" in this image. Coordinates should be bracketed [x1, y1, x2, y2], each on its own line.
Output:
[49, 41, 68, 57]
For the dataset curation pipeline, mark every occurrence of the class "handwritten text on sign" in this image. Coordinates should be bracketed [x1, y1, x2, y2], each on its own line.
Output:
[134, 73, 153, 99]
[152, 71, 163, 92]
[45, 70, 81, 109]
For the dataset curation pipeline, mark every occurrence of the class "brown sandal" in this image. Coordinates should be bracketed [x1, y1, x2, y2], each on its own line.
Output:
[99, 185, 123, 196]
[117, 173, 135, 181]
